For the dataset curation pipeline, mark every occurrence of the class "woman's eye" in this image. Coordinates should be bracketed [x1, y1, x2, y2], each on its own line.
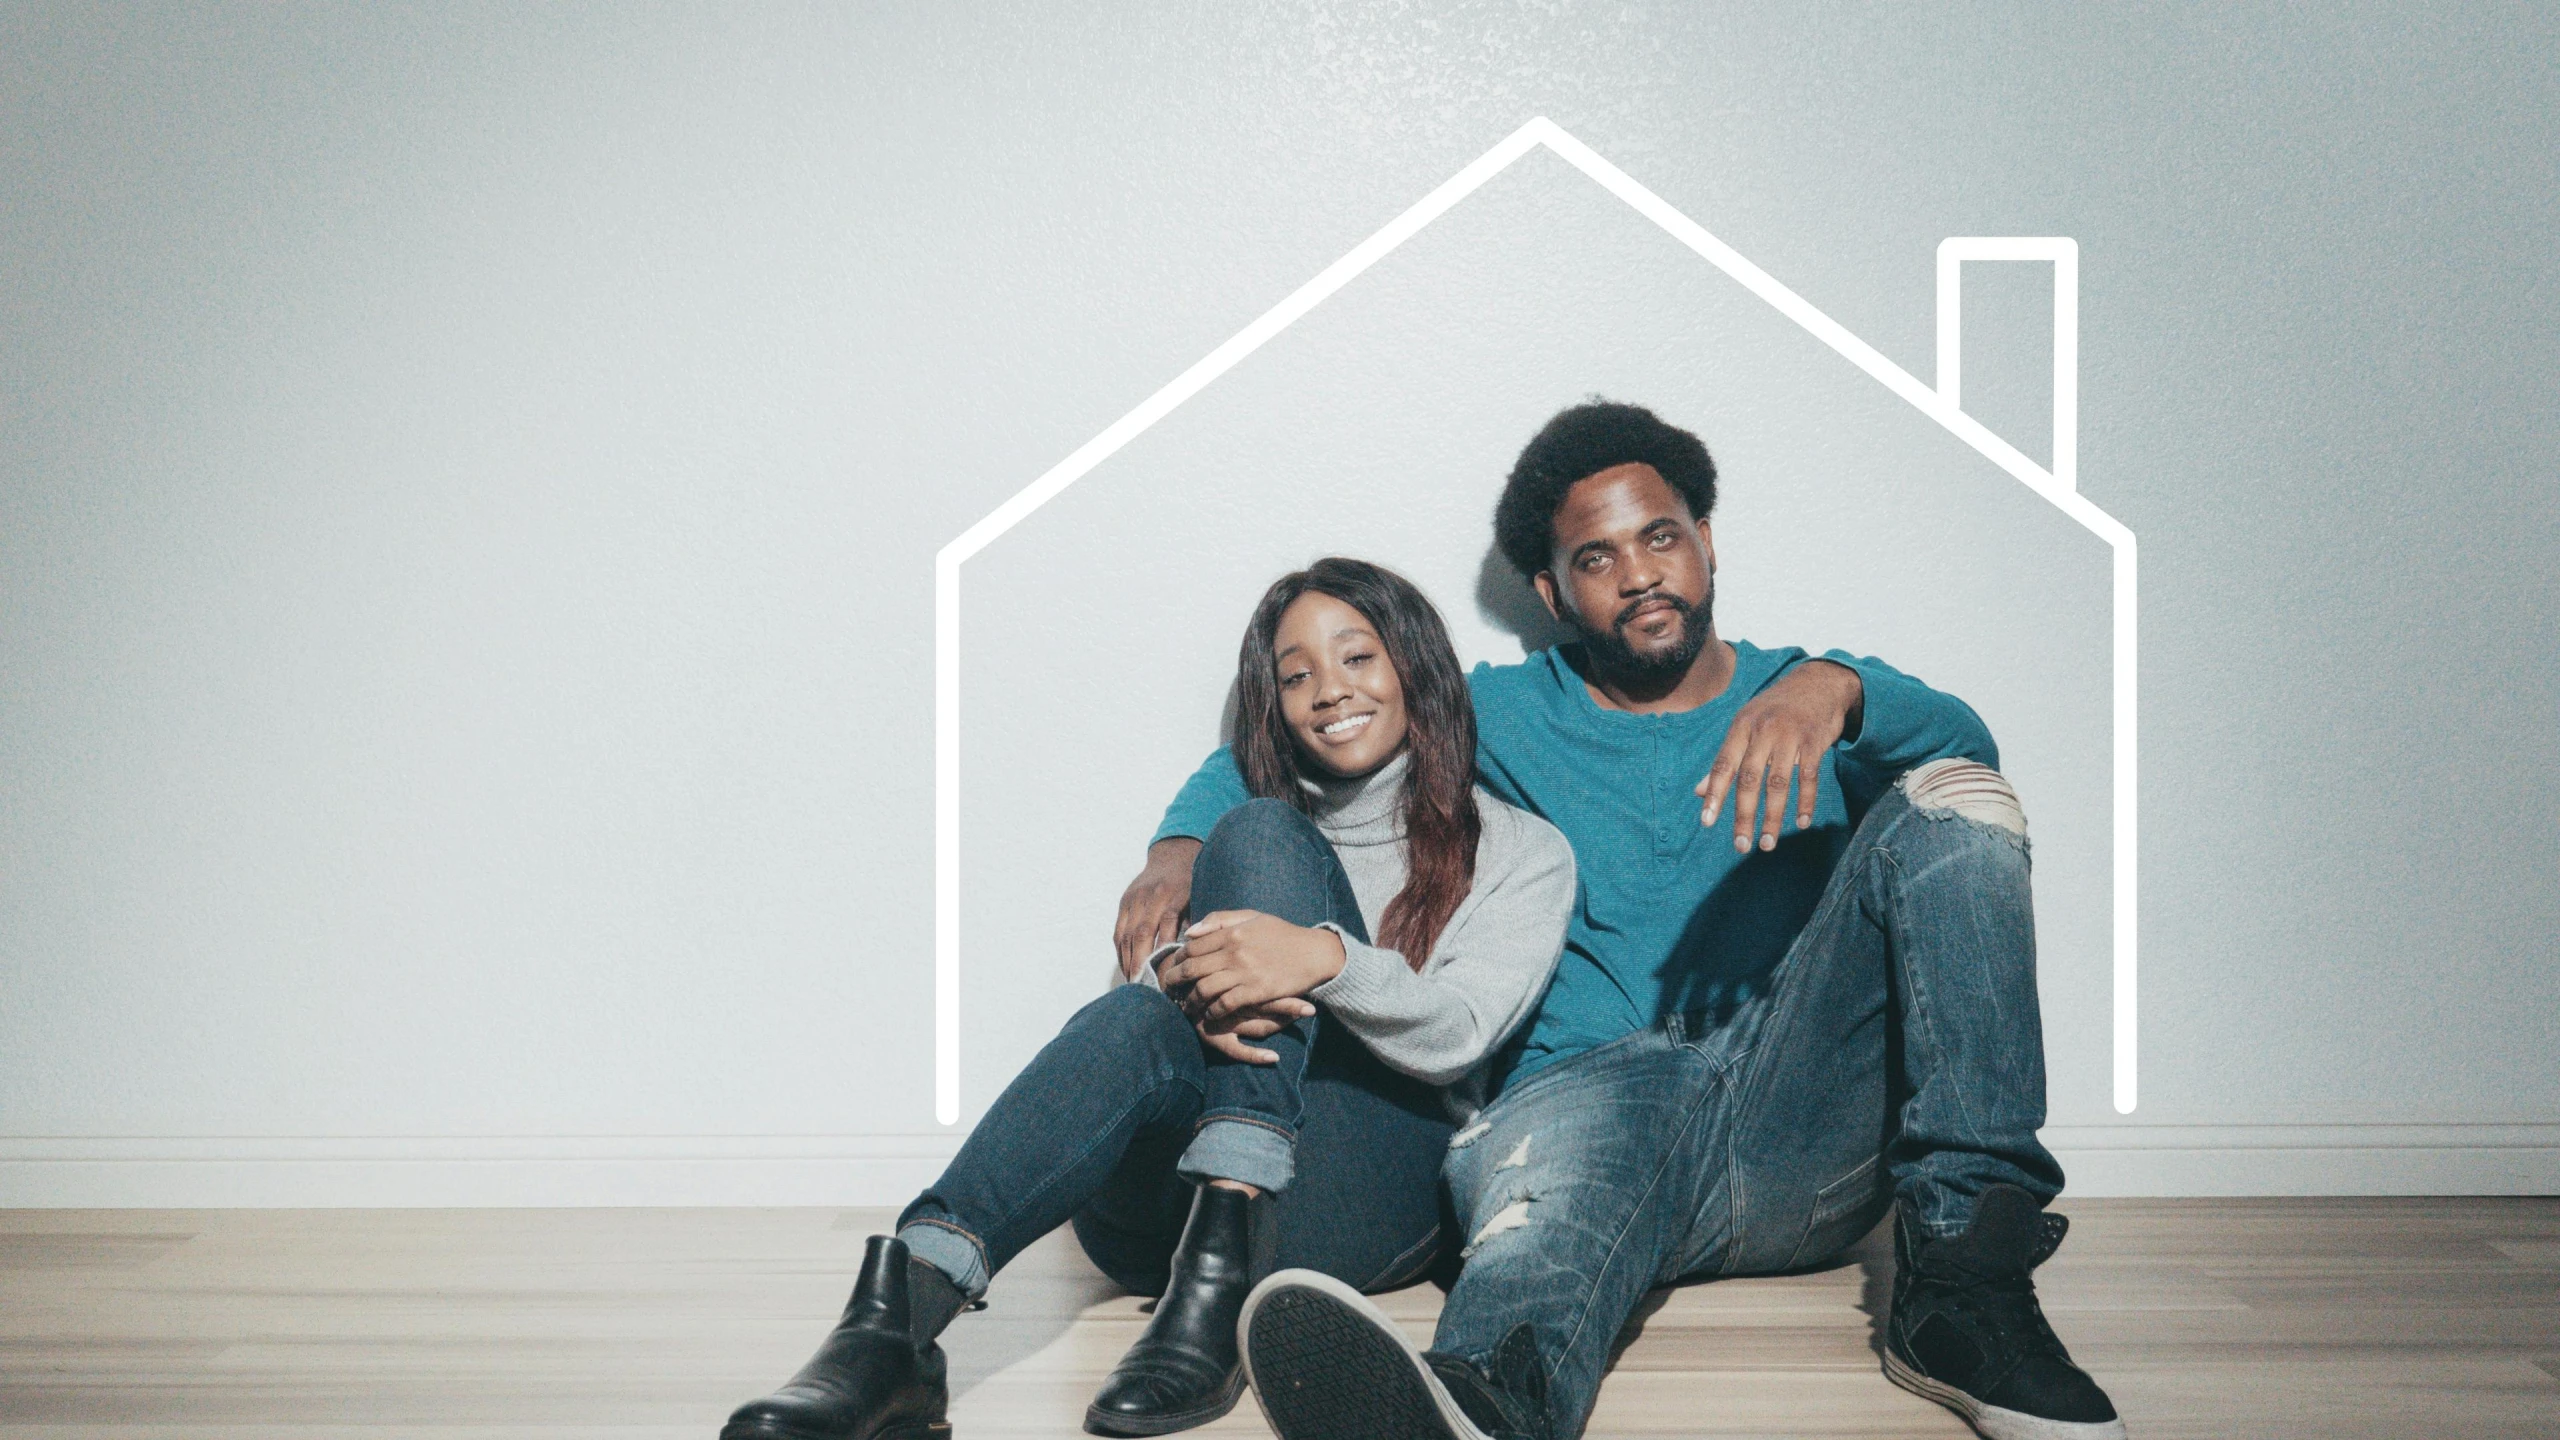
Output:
[1345, 651, 1373, 667]
[1280, 671, 1308, 687]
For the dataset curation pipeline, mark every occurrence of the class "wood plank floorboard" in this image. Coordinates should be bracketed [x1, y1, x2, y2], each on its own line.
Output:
[2, 1198, 2554, 1438]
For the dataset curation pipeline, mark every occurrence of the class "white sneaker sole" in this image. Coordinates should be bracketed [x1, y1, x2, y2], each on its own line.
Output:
[1884, 1349, 2128, 1440]
[1237, 1269, 1491, 1440]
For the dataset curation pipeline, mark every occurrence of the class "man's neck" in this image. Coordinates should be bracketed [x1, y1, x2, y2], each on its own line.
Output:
[1576, 632, 1737, 715]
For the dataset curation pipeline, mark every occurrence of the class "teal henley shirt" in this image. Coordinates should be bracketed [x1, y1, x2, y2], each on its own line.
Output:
[1152, 640, 1998, 1086]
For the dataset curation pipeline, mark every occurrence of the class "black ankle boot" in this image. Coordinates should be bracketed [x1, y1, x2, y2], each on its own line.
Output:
[1884, 1185, 2126, 1439]
[1085, 1183, 1273, 1436]
[723, 1234, 970, 1440]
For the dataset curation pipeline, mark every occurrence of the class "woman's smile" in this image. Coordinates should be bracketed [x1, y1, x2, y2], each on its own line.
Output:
[1272, 590, 1410, 777]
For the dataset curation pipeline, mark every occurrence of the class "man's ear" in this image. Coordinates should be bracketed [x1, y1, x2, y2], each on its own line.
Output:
[1530, 569, 1564, 621]
[1697, 518, 1717, 576]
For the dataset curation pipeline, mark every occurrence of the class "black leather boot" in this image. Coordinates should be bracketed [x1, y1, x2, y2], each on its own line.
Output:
[1084, 1182, 1274, 1436]
[722, 1234, 970, 1440]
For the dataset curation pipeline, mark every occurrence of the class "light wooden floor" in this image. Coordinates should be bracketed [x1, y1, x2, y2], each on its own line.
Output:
[4, 1199, 2556, 1439]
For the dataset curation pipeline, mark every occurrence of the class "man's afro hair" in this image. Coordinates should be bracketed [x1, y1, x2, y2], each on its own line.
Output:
[1493, 400, 1717, 576]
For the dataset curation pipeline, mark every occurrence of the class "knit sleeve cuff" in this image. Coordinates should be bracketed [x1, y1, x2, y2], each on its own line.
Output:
[1309, 924, 1408, 1012]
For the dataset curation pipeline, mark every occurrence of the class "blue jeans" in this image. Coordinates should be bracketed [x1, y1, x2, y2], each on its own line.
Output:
[1165, 798, 1357, 1193]
[1433, 778, 2063, 1439]
[899, 799, 1452, 1300]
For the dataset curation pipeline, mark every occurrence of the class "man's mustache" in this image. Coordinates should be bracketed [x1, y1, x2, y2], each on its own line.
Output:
[1615, 592, 1692, 629]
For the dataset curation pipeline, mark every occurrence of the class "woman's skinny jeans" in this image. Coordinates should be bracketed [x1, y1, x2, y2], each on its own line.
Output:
[896, 798, 1453, 1299]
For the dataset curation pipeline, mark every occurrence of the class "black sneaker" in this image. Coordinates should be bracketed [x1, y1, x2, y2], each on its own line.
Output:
[1424, 1328, 1550, 1440]
[1237, 1269, 1550, 1440]
[1884, 1185, 2127, 1440]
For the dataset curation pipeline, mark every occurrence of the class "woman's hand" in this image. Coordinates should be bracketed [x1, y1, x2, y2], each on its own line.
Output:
[1158, 909, 1348, 1023]
[1196, 997, 1317, 1065]
[1114, 838, 1201, 979]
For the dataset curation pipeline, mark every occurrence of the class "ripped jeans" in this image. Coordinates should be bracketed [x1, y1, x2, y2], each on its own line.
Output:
[1433, 766, 2064, 1440]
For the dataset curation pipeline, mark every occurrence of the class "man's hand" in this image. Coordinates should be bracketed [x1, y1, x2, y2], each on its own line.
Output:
[1157, 910, 1348, 1024]
[1115, 838, 1201, 979]
[1196, 997, 1317, 1065]
[1695, 660, 1864, 853]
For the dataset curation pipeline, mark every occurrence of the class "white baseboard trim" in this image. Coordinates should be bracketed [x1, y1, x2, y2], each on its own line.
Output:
[2, 1125, 2551, 1207]
[0, 1134, 968, 1208]
[2044, 1123, 2560, 1197]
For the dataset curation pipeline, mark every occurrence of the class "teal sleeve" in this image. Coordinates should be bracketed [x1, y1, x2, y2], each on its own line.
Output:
[1461, 662, 1529, 812]
[1821, 650, 1999, 812]
[1151, 745, 1252, 845]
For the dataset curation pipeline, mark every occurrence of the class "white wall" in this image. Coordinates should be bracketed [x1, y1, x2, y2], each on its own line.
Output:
[4, 3, 2555, 1204]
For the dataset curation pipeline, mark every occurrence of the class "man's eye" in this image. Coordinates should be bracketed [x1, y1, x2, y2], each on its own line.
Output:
[1579, 554, 1607, 572]
[1648, 530, 1677, 549]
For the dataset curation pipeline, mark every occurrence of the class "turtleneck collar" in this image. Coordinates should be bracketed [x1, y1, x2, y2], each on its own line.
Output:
[1301, 749, 1409, 847]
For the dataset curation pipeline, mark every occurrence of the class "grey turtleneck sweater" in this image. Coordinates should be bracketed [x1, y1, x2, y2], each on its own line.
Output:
[1209, 752, 1576, 1103]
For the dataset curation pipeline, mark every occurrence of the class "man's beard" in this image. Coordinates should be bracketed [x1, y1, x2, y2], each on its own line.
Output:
[1572, 586, 1713, 683]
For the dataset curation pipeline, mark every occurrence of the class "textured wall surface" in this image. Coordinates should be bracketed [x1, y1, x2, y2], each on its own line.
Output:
[4, 3, 2554, 1202]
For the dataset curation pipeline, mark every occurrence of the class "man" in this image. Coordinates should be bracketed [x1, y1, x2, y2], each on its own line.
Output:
[1118, 402, 2125, 1440]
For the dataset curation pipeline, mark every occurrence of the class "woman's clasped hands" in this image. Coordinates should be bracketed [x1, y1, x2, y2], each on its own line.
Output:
[1157, 909, 1347, 1066]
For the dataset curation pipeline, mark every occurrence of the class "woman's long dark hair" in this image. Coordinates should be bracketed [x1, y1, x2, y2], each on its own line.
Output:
[1232, 558, 1480, 971]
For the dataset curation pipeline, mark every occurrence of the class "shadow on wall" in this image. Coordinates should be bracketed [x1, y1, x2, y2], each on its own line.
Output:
[1474, 541, 1575, 655]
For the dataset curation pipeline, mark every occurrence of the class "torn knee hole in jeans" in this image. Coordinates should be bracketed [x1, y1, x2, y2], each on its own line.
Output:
[1899, 758, 2027, 837]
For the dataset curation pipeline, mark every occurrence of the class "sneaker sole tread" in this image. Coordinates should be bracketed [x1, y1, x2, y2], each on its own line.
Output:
[1240, 1271, 1483, 1440]
[1884, 1349, 2127, 1440]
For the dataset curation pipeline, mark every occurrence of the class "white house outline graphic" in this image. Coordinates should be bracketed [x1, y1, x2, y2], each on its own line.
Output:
[933, 117, 2139, 1124]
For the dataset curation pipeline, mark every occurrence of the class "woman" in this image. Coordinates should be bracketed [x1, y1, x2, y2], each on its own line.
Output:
[722, 559, 1576, 1440]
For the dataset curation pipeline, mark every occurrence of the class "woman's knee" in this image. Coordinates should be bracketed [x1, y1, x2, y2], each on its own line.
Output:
[1195, 797, 1345, 921]
[1202, 797, 1329, 866]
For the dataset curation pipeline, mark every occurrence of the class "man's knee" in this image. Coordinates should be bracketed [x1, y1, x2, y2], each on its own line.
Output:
[1897, 759, 2027, 839]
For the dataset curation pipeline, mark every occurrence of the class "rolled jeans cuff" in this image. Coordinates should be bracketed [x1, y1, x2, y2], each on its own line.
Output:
[1177, 1117, 1297, 1194]
[895, 1219, 992, 1300]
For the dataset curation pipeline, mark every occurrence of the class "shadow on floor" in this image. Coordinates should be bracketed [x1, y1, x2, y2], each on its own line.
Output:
[941, 1227, 1125, 1402]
